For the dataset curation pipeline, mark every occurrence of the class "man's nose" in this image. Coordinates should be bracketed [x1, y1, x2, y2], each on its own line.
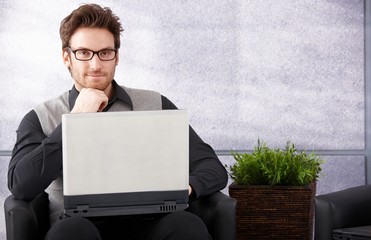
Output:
[89, 54, 102, 69]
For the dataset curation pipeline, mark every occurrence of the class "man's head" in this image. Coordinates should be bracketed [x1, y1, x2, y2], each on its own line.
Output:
[60, 4, 124, 95]
[60, 4, 123, 50]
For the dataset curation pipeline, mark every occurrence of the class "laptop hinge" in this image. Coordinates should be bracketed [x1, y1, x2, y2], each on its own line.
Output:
[164, 201, 177, 205]
[76, 205, 89, 213]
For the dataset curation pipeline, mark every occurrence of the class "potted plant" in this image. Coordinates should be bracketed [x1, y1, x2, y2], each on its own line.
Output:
[228, 140, 323, 240]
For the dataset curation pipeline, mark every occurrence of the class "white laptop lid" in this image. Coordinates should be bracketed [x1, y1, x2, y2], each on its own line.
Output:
[62, 110, 189, 197]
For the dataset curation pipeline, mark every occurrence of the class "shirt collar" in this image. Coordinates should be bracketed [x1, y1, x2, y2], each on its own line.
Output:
[68, 80, 133, 111]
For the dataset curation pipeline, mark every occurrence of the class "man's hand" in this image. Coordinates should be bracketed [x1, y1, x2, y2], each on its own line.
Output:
[71, 88, 109, 113]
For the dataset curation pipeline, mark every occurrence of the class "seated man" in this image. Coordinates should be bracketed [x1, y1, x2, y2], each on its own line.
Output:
[7, 3, 228, 240]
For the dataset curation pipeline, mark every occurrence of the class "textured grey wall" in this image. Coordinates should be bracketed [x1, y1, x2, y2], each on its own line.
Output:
[0, 0, 366, 238]
[0, 0, 364, 150]
[0, 157, 9, 239]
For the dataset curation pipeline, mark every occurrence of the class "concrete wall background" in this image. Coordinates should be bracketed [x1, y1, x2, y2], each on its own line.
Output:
[0, 0, 365, 238]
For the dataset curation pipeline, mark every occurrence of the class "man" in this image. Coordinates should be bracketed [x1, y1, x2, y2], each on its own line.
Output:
[8, 3, 228, 240]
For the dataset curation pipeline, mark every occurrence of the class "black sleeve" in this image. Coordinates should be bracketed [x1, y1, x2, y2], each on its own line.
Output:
[161, 96, 228, 199]
[8, 110, 63, 200]
[9, 98, 228, 201]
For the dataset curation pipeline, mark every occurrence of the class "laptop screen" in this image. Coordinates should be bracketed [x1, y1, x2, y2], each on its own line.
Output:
[62, 110, 189, 196]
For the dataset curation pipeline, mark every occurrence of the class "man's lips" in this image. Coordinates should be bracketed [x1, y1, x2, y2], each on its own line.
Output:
[87, 73, 105, 77]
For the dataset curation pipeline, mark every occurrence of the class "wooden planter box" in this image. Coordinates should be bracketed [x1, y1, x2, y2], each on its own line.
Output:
[229, 182, 316, 240]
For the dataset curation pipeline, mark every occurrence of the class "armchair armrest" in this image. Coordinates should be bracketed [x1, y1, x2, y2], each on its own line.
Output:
[4, 192, 50, 240]
[315, 185, 371, 240]
[188, 191, 236, 240]
[4, 191, 235, 240]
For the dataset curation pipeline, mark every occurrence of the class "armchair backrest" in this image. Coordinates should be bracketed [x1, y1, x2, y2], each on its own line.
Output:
[5, 191, 236, 240]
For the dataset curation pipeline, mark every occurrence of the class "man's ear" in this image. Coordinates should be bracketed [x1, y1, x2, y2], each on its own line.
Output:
[115, 50, 119, 66]
[62, 49, 71, 68]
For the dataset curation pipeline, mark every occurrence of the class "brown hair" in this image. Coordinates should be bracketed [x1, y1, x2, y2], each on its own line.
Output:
[60, 4, 124, 49]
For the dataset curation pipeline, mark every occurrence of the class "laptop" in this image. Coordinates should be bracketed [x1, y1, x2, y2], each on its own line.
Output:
[61, 110, 189, 217]
[333, 226, 371, 240]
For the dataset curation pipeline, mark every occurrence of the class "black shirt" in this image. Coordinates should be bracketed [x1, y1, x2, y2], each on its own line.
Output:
[8, 81, 228, 201]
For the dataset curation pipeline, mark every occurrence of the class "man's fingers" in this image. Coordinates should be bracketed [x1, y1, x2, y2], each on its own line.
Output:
[98, 100, 108, 112]
[72, 88, 109, 113]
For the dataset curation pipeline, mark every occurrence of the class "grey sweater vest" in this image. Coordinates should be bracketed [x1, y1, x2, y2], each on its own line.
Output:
[34, 86, 162, 224]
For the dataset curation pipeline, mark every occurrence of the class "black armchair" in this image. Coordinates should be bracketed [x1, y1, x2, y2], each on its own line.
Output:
[5, 191, 236, 240]
[314, 185, 371, 240]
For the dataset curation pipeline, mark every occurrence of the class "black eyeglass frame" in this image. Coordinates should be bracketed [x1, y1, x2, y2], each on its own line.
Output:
[66, 47, 117, 61]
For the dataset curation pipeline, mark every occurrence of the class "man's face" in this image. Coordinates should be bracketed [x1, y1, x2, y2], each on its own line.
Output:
[63, 28, 119, 93]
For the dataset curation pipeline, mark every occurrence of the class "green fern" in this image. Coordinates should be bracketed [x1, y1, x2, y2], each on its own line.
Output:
[228, 140, 323, 186]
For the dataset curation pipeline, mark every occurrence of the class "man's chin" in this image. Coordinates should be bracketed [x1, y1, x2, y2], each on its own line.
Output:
[73, 75, 112, 91]
[86, 80, 112, 91]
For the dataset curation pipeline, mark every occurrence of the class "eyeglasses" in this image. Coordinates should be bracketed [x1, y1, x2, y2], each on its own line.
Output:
[66, 47, 117, 61]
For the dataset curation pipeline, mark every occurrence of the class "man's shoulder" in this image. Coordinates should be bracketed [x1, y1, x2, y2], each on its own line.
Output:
[33, 91, 70, 136]
[120, 85, 163, 110]
[35, 91, 69, 109]
[121, 85, 161, 96]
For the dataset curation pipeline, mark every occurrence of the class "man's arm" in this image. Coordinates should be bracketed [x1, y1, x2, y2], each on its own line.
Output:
[8, 110, 63, 200]
[161, 96, 228, 199]
[8, 88, 110, 201]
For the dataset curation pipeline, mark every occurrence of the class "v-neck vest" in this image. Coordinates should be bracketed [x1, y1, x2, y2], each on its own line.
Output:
[34, 86, 162, 224]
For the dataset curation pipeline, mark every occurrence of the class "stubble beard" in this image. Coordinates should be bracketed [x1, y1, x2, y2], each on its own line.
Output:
[70, 67, 115, 92]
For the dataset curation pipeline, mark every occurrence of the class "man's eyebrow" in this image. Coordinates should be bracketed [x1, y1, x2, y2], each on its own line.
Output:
[73, 46, 115, 51]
